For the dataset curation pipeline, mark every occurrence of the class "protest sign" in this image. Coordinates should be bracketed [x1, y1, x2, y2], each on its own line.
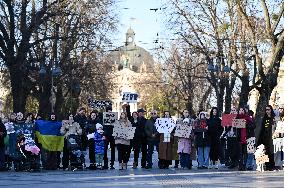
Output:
[122, 92, 138, 103]
[112, 124, 136, 139]
[232, 119, 246, 128]
[247, 137, 256, 154]
[88, 98, 112, 109]
[221, 114, 237, 127]
[103, 112, 118, 126]
[155, 118, 176, 134]
[174, 123, 192, 138]
[275, 121, 284, 134]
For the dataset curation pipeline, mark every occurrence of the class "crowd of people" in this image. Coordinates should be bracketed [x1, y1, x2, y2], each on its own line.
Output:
[0, 103, 283, 172]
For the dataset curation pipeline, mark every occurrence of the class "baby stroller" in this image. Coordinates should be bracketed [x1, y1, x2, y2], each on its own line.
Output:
[66, 134, 86, 171]
[13, 134, 41, 172]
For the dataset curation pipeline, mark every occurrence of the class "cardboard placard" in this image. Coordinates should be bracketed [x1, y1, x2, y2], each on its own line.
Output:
[122, 92, 138, 103]
[232, 119, 246, 128]
[112, 125, 136, 139]
[5, 122, 15, 134]
[221, 114, 237, 127]
[273, 138, 283, 153]
[275, 121, 284, 134]
[103, 112, 118, 126]
[247, 137, 256, 154]
[155, 118, 176, 134]
[88, 98, 112, 109]
[174, 123, 192, 138]
[255, 144, 269, 165]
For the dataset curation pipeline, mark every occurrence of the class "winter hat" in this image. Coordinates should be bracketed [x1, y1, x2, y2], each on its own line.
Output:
[96, 123, 103, 130]
[183, 118, 190, 123]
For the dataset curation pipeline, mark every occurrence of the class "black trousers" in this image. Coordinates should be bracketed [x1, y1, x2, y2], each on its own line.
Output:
[104, 136, 115, 167]
[239, 143, 247, 168]
[117, 144, 130, 163]
[62, 139, 69, 169]
[88, 138, 95, 164]
[133, 138, 147, 167]
[227, 137, 239, 165]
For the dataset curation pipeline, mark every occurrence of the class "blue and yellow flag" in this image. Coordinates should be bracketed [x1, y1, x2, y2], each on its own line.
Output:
[35, 120, 64, 151]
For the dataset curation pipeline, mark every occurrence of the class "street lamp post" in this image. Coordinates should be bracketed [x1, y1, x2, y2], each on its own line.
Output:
[39, 62, 62, 113]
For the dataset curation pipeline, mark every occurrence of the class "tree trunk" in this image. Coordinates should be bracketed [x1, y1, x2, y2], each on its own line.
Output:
[224, 77, 236, 114]
[10, 67, 27, 113]
[38, 76, 52, 119]
[216, 92, 224, 115]
[186, 95, 194, 117]
[239, 75, 250, 108]
[254, 88, 270, 143]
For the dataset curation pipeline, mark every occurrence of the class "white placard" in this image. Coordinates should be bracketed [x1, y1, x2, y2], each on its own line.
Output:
[174, 123, 192, 138]
[155, 118, 176, 134]
[163, 133, 171, 142]
[122, 92, 138, 103]
[247, 137, 256, 154]
[112, 123, 136, 140]
[103, 112, 118, 126]
[275, 121, 284, 134]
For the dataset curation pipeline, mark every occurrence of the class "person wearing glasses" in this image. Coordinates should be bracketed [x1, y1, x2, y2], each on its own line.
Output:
[273, 104, 284, 170]
[145, 110, 160, 169]
[257, 105, 276, 171]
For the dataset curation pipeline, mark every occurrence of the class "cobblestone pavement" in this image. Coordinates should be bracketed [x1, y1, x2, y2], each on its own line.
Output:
[1, 150, 284, 188]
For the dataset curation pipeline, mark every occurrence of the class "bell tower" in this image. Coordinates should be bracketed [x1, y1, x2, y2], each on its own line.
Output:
[126, 28, 135, 46]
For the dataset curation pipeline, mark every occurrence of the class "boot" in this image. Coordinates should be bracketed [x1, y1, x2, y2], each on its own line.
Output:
[119, 163, 123, 170]
[132, 162, 137, 169]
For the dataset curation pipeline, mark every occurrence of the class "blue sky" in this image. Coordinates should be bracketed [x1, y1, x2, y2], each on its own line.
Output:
[113, 0, 165, 51]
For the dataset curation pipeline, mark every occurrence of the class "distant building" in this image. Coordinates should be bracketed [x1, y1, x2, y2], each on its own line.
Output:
[107, 28, 161, 114]
[248, 59, 284, 112]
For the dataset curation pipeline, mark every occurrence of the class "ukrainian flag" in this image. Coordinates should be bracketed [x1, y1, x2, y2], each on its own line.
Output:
[35, 120, 64, 151]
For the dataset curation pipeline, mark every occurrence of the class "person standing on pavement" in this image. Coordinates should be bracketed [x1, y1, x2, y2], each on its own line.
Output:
[0, 118, 7, 171]
[207, 107, 222, 169]
[159, 111, 174, 169]
[74, 107, 88, 152]
[258, 105, 276, 171]
[103, 106, 116, 169]
[145, 109, 160, 169]
[195, 112, 211, 169]
[177, 118, 193, 169]
[114, 112, 132, 170]
[86, 111, 102, 170]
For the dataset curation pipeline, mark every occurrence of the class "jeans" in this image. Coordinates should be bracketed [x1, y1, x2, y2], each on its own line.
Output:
[197, 146, 210, 167]
[147, 140, 159, 167]
[179, 153, 190, 168]
[246, 153, 254, 169]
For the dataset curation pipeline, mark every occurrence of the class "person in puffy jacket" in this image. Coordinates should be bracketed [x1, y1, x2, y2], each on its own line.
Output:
[94, 123, 105, 170]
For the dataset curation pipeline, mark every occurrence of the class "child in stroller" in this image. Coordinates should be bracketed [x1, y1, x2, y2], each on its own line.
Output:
[14, 134, 41, 172]
[61, 119, 85, 171]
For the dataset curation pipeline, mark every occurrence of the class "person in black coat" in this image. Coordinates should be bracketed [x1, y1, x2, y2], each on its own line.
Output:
[103, 106, 116, 169]
[194, 112, 211, 169]
[74, 107, 88, 151]
[257, 105, 276, 171]
[208, 107, 223, 169]
[0, 118, 7, 170]
[86, 111, 102, 169]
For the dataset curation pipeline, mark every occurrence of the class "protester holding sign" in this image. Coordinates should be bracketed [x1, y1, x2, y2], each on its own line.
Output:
[194, 112, 210, 169]
[272, 104, 284, 170]
[235, 107, 252, 171]
[103, 106, 116, 170]
[177, 118, 193, 169]
[257, 105, 276, 171]
[226, 107, 239, 169]
[113, 112, 132, 170]
[207, 107, 222, 169]
[158, 111, 175, 169]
